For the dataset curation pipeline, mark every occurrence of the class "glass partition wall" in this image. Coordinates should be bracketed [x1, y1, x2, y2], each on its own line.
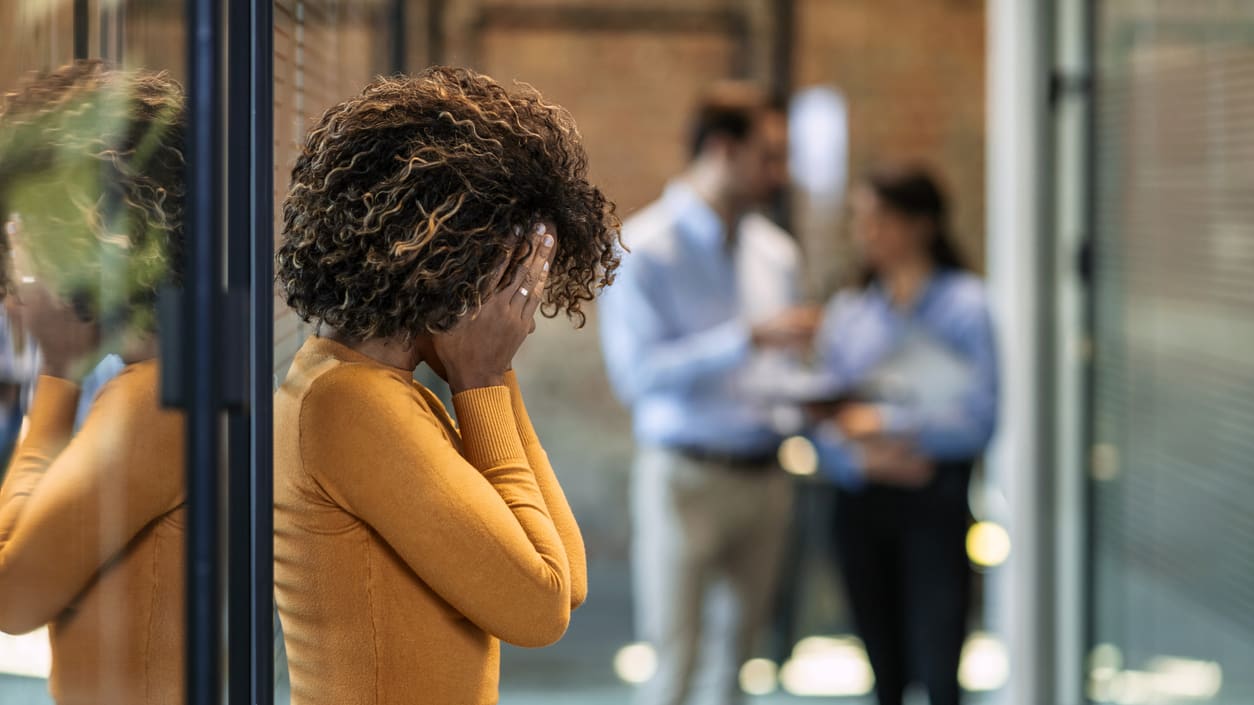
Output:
[0, 1, 275, 703]
[1086, 3, 1254, 703]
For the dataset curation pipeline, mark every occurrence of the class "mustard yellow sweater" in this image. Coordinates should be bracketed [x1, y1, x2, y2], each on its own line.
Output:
[274, 336, 587, 705]
[0, 361, 186, 705]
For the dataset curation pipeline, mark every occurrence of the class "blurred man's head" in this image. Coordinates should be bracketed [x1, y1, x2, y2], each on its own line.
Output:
[687, 82, 788, 209]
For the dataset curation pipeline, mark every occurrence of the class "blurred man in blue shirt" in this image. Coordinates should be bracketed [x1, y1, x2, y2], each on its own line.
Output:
[599, 83, 818, 705]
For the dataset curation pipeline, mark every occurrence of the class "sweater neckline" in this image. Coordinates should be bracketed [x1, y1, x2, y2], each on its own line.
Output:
[300, 335, 413, 377]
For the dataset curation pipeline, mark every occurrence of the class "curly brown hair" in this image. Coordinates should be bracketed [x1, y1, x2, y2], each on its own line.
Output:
[0, 59, 186, 329]
[276, 66, 620, 341]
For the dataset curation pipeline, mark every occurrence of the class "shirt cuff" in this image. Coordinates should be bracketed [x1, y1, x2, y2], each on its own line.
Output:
[701, 318, 753, 369]
[877, 403, 920, 437]
[813, 423, 867, 491]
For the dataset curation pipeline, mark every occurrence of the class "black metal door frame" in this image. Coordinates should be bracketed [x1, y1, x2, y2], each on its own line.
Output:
[182, 0, 274, 703]
[227, 1, 276, 704]
[182, 0, 224, 700]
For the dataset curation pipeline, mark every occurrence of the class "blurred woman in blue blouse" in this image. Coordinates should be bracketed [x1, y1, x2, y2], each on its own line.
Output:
[811, 165, 998, 705]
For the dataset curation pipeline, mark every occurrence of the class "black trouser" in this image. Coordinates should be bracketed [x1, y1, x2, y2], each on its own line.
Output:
[832, 462, 973, 705]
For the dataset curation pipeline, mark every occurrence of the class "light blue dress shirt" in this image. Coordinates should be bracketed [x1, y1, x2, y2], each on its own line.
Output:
[0, 310, 40, 457]
[599, 182, 802, 456]
[0, 311, 40, 388]
[811, 270, 999, 489]
[75, 353, 127, 432]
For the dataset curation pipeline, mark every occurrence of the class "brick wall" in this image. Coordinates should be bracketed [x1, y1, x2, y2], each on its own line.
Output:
[794, 0, 987, 290]
[432, 0, 986, 295]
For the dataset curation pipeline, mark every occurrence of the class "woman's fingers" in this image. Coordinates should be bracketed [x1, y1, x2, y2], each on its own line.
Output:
[521, 268, 547, 320]
[485, 242, 518, 295]
[511, 221, 555, 314]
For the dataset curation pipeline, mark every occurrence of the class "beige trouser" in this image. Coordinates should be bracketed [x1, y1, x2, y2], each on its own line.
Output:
[632, 446, 795, 705]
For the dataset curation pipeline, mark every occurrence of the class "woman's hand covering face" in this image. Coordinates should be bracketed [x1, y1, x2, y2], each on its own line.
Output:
[432, 223, 555, 392]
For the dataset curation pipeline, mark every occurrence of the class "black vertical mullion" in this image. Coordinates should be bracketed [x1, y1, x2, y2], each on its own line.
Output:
[427, 0, 446, 67]
[227, 0, 276, 703]
[72, 0, 88, 60]
[226, 0, 254, 702]
[768, 0, 794, 234]
[250, 0, 275, 700]
[185, 0, 224, 703]
[390, 0, 406, 74]
[770, 0, 794, 98]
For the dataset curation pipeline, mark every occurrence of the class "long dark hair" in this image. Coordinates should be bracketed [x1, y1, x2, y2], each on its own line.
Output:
[859, 164, 967, 285]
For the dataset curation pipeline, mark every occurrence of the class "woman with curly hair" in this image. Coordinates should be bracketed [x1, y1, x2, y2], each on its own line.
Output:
[0, 60, 187, 705]
[273, 66, 619, 705]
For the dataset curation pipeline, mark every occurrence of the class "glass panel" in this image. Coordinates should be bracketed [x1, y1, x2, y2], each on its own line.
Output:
[1089, 3, 1254, 703]
[271, 0, 393, 382]
[0, 2, 189, 703]
[270, 3, 394, 703]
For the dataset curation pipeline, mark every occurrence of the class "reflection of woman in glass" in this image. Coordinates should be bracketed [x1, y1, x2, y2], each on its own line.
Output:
[0, 61, 187, 704]
[274, 66, 618, 705]
[813, 166, 998, 705]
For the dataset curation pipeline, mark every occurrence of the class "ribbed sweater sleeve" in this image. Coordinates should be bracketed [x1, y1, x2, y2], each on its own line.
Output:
[503, 370, 587, 609]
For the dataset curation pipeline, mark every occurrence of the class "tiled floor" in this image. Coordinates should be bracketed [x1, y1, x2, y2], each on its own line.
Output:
[499, 684, 873, 705]
[0, 560, 951, 705]
[0, 673, 51, 704]
[2, 673, 968, 704]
